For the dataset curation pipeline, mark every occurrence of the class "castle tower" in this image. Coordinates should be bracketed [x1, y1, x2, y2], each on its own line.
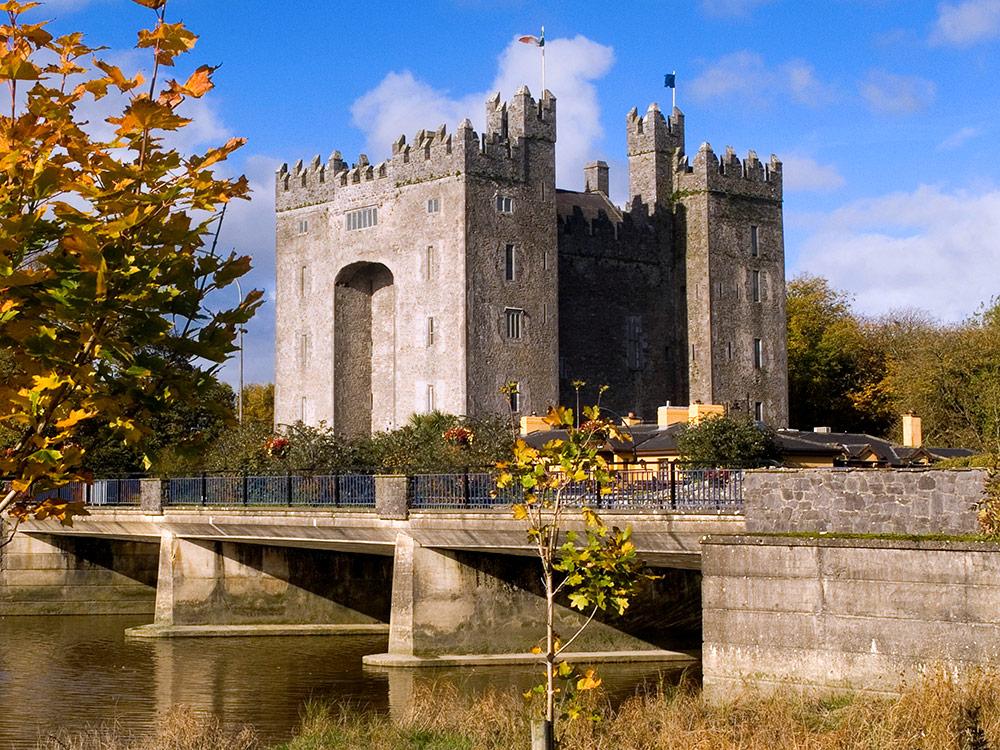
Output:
[675, 143, 789, 426]
[272, 88, 559, 435]
[626, 103, 685, 213]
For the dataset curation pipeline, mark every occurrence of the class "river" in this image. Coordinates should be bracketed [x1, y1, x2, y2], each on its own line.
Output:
[0, 615, 694, 749]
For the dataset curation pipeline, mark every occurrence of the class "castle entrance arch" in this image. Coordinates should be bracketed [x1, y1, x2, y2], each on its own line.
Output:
[334, 262, 395, 436]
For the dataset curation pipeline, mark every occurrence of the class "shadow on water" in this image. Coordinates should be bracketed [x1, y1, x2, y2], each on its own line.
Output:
[0, 615, 695, 749]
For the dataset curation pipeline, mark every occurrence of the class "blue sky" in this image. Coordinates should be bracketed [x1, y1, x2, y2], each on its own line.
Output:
[39, 0, 1000, 385]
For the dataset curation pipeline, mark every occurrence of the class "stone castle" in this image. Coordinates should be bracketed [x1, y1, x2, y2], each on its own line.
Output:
[273, 86, 788, 434]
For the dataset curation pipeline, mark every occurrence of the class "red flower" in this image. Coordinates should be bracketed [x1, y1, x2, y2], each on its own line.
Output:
[443, 426, 474, 447]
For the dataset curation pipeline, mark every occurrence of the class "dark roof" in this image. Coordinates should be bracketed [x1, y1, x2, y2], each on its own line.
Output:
[555, 189, 623, 224]
[926, 446, 976, 459]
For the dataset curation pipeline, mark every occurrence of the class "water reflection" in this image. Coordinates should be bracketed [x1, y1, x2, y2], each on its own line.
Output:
[0, 615, 693, 749]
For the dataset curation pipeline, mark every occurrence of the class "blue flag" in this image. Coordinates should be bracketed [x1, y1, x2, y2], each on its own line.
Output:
[664, 73, 676, 89]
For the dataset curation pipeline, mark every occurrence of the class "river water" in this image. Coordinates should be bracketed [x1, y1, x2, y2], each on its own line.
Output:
[0, 615, 694, 749]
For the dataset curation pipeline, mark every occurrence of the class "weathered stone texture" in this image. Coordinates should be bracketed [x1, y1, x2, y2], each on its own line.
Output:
[744, 468, 987, 535]
[702, 536, 1000, 698]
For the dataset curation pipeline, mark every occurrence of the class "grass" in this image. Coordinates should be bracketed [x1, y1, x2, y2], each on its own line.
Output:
[38, 668, 1000, 750]
[765, 530, 998, 543]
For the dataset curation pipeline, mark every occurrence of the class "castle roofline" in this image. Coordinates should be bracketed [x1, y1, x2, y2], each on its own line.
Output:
[555, 188, 623, 224]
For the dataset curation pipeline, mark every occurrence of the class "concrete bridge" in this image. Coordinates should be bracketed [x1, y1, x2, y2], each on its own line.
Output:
[2, 475, 741, 665]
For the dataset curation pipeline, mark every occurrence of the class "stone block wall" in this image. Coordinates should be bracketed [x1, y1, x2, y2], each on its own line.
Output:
[702, 535, 1000, 698]
[744, 468, 987, 535]
[0, 529, 158, 615]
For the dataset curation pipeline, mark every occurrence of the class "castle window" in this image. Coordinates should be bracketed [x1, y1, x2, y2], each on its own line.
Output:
[543, 251, 549, 271]
[508, 381, 521, 413]
[427, 197, 440, 214]
[496, 195, 514, 214]
[300, 396, 308, 422]
[426, 384, 436, 412]
[691, 344, 696, 363]
[754, 401, 764, 422]
[727, 341, 733, 361]
[505, 308, 523, 340]
[752, 270, 761, 303]
[425, 246, 435, 281]
[297, 218, 308, 234]
[753, 338, 763, 369]
[300, 333, 310, 367]
[504, 244, 516, 281]
[626, 315, 643, 371]
[299, 265, 308, 297]
[750, 225, 759, 257]
[346, 206, 377, 231]
[543, 302, 550, 324]
[426, 317, 435, 347]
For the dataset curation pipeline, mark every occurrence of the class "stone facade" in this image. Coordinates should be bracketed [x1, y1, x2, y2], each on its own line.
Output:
[702, 536, 1000, 697]
[744, 468, 987, 535]
[275, 87, 788, 434]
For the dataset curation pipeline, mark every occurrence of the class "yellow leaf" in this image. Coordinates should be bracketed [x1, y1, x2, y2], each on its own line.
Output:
[530, 646, 542, 654]
[576, 669, 602, 691]
[55, 409, 95, 430]
[512, 503, 529, 521]
[32, 373, 69, 391]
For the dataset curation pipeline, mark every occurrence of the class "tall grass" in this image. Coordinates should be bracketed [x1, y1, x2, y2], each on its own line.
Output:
[37, 669, 1000, 750]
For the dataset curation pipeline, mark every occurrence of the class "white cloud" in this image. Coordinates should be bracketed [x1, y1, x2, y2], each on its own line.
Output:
[793, 184, 1000, 322]
[350, 34, 615, 190]
[931, 0, 1000, 46]
[690, 51, 835, 107]
[780, 155, 846, 192]
[700, 0, 774, 17]
[938, 125, 982, 150]
[859, 70, 936, 114]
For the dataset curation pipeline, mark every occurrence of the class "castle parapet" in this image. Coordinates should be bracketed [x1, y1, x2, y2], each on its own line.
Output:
[677, 142, 782, 201]
[276, 88, 557, 212]
[627, 103, 684, 157]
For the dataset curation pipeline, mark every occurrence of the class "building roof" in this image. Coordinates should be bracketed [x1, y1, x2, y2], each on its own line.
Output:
[555, 189, 623, 225]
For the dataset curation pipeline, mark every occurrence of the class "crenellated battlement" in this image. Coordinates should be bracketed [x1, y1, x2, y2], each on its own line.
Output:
[276, 88, 557, 212]
[676, 142, 782, 200]
[627, 103, 685, 157]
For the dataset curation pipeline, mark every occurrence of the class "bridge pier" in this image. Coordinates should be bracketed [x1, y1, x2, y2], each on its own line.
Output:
[369, 532, 696, 665]
[148, 532, 393, 631]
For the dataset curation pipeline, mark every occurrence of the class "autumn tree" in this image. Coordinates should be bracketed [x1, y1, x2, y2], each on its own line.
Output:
[497, 387, 650, 750]
[786, 275, 892, 434]
[0, 0, 260, 542]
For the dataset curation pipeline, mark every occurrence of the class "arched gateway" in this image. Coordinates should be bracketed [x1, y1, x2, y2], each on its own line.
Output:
[334, 262, 395, 436]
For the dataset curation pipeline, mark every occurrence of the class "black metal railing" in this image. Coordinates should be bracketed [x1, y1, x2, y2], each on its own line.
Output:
[409, 472, 522, 509]
[164, 473, 376, 508]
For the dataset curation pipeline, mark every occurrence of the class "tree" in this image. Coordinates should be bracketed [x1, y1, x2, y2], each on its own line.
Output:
[786, 275, 892, 434]
[241, 383, 274, 426]
[0, 0, 260, 542]
[676, 413, 781, 468]
[496, 392, 650, 749]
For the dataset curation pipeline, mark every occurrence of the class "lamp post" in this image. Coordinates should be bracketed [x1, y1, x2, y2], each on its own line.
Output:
[235, 279, 244, 426]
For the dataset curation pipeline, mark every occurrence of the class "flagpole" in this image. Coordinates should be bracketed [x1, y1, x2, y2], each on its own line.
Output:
[541, 26, 546, 93]
[672, 69, 676, 109]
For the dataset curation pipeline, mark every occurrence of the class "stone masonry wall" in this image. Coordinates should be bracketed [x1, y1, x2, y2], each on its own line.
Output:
[744, 468, 987, 535]
[702, 536, 1000, 698]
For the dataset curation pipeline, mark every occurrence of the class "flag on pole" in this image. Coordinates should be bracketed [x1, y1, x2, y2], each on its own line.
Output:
[664, 73, 676, 89]
[518, 31, 544, 47]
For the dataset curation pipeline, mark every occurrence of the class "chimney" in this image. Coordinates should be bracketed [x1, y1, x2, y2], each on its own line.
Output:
[688, 402, 725, 425]
[583, 160, 609, 195]
[623, 411, 642, 427]
[813, 426, 832, 434]
[519, 414, 548, 436]
[657, 404, 689, 429]
[902, 413, 923, 448]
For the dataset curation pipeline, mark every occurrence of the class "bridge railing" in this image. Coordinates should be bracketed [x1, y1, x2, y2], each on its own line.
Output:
[164, 473, 376, 508]
[25, 478, 142, 507]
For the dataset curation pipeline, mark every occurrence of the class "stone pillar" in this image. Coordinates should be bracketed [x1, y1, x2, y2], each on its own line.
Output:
[140, 478, 168, 514]
[376, 475, 409, 520]
[385, 533, 660, 658]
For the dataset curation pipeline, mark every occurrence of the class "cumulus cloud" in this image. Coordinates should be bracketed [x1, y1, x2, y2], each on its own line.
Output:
[350, 34, 615, 189]
[779, 155, 846, 193]
[700, 0, 775, 18]
[793, 184, 1000, 322]
[931, 0, 1000, 46]
[690, 51, 835, 107]
[859, 70, 936, 114]
[938, 125, 982, 150]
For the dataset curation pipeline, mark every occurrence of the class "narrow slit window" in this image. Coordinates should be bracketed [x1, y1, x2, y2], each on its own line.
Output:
[752, 270, 761, 303]
[425, 246, 435, 281]
[426, 317, 435, 347]
[300, 396, 307, 422]
[508, 382, 520, 413]
[505, 308, 523, 340]
[754, 401, 764, 422]
[753, 338, 763, 369]
[504, 244, 516, 281]
[299, 265, 308, 296]
[300, 333, 310, 367]
[750, 225, 759, 257]
[426, 384, 435, 412]
[727, 341, 733, 361]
